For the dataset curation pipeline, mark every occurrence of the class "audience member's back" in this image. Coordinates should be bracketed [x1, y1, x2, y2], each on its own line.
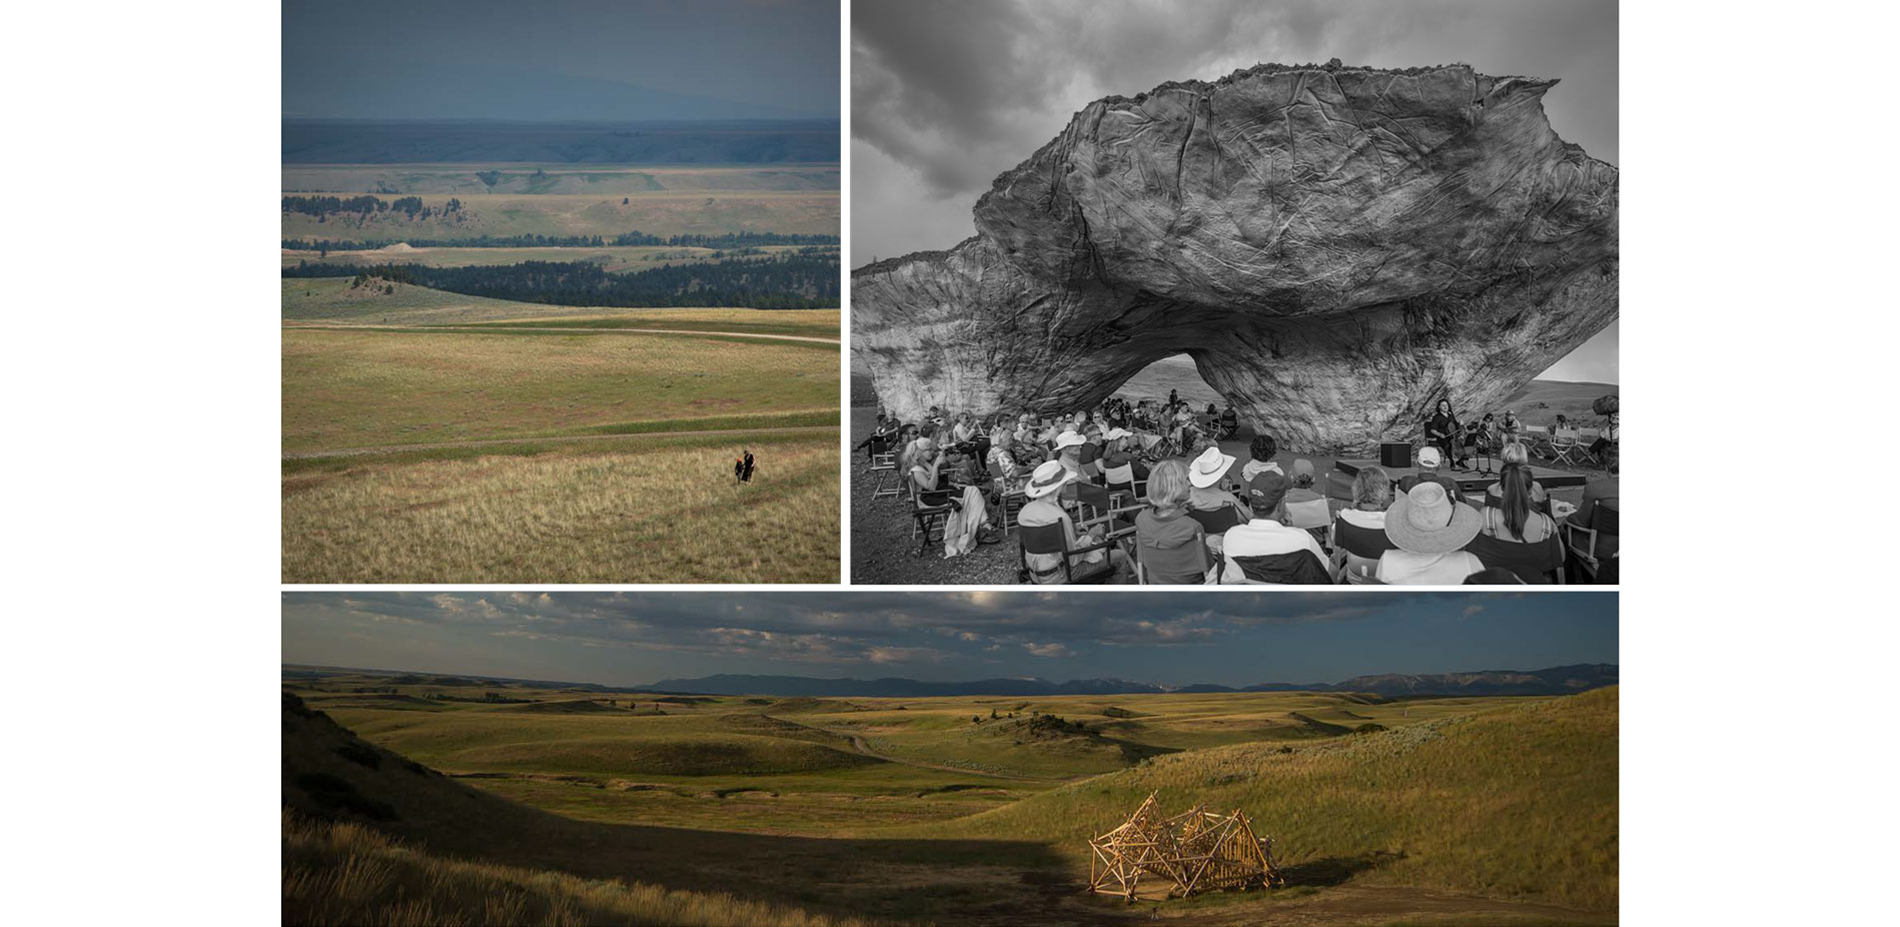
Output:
[1131, 458, 1211, 584]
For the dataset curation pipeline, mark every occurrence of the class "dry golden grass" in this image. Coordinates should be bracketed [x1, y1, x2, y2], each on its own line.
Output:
[926, 688, 1619, 914]
[282, 434, 838, 583]
[283, 810, 869, 927]
[282, 327, 836, 453]
[282, 279, 840, 334]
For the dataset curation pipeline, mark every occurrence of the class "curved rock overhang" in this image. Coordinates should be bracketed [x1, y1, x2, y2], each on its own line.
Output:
[852, 62, 1618, 452]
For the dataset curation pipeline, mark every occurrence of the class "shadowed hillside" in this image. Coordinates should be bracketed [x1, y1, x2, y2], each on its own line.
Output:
[281, 693, 1073, 926]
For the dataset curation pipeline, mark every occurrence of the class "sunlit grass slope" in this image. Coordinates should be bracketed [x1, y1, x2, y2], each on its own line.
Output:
[282, 325, 834, 453]
[916, 687, 1619, 913]
[281, 432, 838, 583]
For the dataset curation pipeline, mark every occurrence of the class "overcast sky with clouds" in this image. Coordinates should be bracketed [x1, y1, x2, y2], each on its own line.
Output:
[284, 591, 1616, 688]
[284, 0, 839, 121]
[852, 0, 1617, 384]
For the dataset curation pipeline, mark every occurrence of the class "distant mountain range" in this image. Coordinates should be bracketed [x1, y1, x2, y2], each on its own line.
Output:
[645, 665, 1618, 699]
[284, 663, 1616, 699]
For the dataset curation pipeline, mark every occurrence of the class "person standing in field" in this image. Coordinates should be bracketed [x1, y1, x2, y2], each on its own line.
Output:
[741, 448, 756, 484]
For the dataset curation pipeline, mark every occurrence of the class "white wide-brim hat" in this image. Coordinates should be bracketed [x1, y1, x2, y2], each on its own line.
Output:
[1053, 431, 1087, 452]
[1187, 446, 1236, 488]
[1384, 482, 1481, 554]
[1022, 460, 1075, 499]
[1102, 427, 1133, 441]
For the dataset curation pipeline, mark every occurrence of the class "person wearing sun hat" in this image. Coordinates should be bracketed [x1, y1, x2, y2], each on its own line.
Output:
[1052, 430, 1088, 479]
[1016, 459, 1131, 583]
[1218, 470, 1328, 584]
[1376, 481, 1486, 584]
[1097, 425, 1147, 482]
[1185, 445, 1247, 520]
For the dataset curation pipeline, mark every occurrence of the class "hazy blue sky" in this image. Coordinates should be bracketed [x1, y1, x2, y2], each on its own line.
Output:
[283, 591, 1617, 688]
[853, 0, 1618, 384]
[283, 0, 840, 121]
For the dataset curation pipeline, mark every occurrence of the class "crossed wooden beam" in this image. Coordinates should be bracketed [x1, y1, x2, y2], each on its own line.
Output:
[1087, 791, 1283, 901]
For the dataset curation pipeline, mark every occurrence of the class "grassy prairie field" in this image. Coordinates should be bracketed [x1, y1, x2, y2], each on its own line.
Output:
[283, 325, 834, 452]
[281, 278, 840, 583]
[282, 430, 837, 583]
[283, 191, 839, 242]
[282, 278, 840, 335]
[285, 676, 1617, 925]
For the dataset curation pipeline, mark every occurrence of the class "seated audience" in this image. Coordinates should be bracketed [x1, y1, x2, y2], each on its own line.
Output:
[1478, 463, 1556, 543]
[1134, 459, 1213, 584]
[1484, 442, 1548, 507]
[906, 436, 992, 556]
[1017, 460, 1131, 583]
[1052, 431, 1087, 479]
[1186, 446, 1247, 517]
[987, 428, 1023, 479]
[1332, 466, 1397, 559]
[1564, 445, 1620, 559]
[1219, 471, 1329, 584]
[1398, 446, 1461, 497]
[1099, 427, 1147, 483]
[1240, 434, 1282, 482]
[1377, 482, 1485, 584]
[1283, 459, 1330, 531]
[853, 410, 898, 452]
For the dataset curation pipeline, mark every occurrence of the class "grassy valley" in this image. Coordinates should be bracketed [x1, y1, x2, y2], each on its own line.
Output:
[282, 152, 840, 582]
[284, 672, 1617, 925]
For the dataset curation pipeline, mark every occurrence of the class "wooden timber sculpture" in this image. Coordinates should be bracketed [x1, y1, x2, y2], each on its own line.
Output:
[1087, 792, 1283, 901]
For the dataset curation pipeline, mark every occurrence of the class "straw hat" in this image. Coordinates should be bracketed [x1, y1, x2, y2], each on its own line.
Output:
[1022, 460, 1075, 499]
[1053, 431, 1086, 452]
[1384, 482, 1481, 553]
[1102, 426, 1133, 441]
[1188, 446, 1236, 488]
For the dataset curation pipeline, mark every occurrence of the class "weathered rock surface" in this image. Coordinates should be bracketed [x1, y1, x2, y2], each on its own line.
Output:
[853, 63, 1618, 451]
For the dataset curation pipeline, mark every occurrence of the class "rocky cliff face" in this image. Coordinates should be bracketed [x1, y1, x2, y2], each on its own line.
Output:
[853, 62, 1618, 451]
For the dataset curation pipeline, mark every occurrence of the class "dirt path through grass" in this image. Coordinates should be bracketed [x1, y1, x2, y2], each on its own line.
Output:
[284, 424, 835, 461]
[284, 323, 839, 344]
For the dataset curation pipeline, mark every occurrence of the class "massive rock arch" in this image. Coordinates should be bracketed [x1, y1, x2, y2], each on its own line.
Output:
[852, 63, 1618, 452]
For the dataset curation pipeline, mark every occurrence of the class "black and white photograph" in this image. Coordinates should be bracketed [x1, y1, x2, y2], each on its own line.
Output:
[850, 0, 1619, 586]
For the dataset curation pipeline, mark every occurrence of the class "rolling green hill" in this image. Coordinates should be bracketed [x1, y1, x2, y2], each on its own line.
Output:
[922, 687, 1618, 914]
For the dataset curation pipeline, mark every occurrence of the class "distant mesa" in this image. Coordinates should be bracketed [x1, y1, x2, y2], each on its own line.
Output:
[853, 63, 1617, 451]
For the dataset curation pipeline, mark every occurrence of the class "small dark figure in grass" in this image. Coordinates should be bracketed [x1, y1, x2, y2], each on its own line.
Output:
[741, 448, 756, 484]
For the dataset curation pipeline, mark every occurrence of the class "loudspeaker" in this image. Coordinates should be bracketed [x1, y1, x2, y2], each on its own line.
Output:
[1379, 442, 1411, 468]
